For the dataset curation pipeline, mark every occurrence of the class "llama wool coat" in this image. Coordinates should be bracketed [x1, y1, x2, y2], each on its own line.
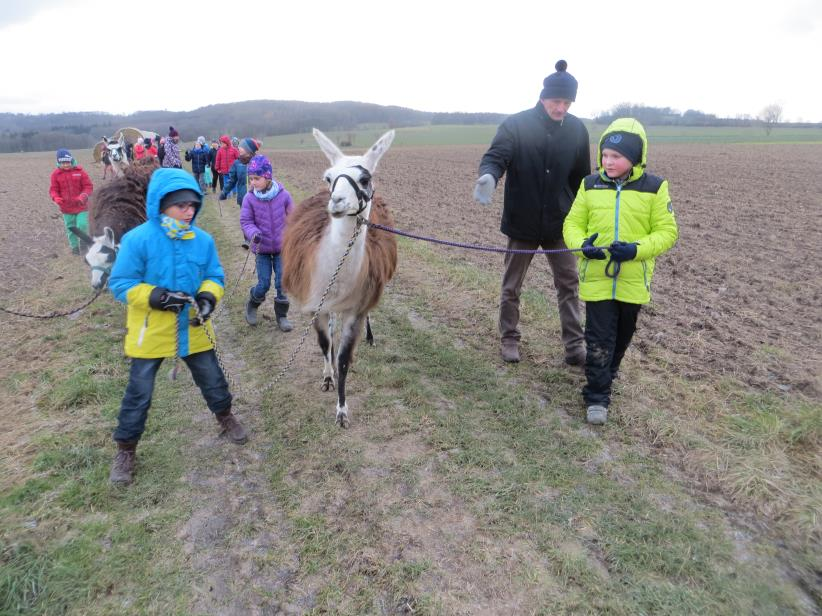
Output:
[240, 182, 294, 254]
[478, 103, 591, 242]
[109, 168, 225, 358]
[563, 118, 678, 304]
[49, 164, 93, 214]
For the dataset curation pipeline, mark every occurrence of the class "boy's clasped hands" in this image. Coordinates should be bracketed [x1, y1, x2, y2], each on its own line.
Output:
[148, 287, 216, 325]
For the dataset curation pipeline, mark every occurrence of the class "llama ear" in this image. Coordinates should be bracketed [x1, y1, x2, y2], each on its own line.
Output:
[313, 128, 344, 165]
[103, 226, 116, 247]
[68, 226, 93, 245]
[362, 130, 395, 172]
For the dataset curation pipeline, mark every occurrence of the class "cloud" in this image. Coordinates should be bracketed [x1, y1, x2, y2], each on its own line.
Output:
[0, 0, 73, 29]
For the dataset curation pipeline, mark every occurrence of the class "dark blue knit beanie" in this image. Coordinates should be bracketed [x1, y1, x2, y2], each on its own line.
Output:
[540, 60, 578, 101]
[56, 148, 73, 162]
[601, 131, 643, 165]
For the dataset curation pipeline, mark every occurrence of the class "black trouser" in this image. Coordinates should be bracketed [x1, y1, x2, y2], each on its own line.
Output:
[211, 166, 219, 190]
[582, 300, 641, 407]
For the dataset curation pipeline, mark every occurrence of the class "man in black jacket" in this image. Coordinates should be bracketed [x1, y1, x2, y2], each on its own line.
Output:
[474, 60, 590, 364]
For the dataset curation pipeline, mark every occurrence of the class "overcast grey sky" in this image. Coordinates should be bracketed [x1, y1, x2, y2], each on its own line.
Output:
[2, 0, 821, 122]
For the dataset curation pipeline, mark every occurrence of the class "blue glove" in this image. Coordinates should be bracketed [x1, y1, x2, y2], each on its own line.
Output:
[608, 241, 638, 262]
[581, 233, 606, 260]
[473, 173, 496, 205]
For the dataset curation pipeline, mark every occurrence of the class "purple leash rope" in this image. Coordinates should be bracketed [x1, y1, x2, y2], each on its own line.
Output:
[360, 219, 583, 255]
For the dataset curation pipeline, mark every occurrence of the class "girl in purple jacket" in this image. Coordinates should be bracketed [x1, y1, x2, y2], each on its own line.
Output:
[240, 155, 295, 331]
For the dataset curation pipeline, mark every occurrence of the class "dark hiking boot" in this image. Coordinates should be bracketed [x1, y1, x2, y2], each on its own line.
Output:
[71, 246, 80, 255]
[586, 405, 608, 425]
[274, 299, 293, 332]
[109, 441, 137, 485]
[501, 340, 520, 363]
[216, 409, 248, 444]
[564, 347, 586, 367]
[245, 293, 263, 326]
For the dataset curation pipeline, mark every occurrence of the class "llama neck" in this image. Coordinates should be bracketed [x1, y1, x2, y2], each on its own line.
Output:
[326, 203, 369, 265]
[312, 204, 370, 310]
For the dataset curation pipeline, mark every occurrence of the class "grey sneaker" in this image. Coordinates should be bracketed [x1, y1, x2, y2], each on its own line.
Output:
[586, 405, 608, 425]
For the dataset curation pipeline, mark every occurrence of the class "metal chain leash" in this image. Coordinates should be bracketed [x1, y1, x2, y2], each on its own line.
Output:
[0, 287, 105, 319]
[191, 218, 365, 398]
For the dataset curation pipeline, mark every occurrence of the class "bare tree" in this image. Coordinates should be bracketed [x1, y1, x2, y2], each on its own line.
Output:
[759, 104, 783, 135]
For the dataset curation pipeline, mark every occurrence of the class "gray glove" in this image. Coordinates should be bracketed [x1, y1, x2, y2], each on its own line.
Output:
[473, 173, 496, 205]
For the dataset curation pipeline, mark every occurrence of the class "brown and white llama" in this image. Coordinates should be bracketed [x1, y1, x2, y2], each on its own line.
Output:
[282, 129, 397, 428]
[70, 158, 158, 288]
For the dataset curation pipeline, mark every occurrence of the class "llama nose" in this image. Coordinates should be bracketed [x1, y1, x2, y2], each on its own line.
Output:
[330, 194, 348, 214]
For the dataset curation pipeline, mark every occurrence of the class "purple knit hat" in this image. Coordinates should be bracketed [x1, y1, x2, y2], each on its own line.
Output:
[247, 155, 272, 179]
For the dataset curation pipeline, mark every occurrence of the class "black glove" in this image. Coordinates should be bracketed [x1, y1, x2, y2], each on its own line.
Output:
[218, 192, 227, 201]
[581, 233, 606, 260]
[608, 241, 638, 262]
[189, 291, 217, 326]
[252, 233, 261, 244]
[149, 287, 192, 313]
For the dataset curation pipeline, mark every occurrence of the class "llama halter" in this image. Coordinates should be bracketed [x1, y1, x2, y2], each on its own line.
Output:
[331, 165, 373, 216]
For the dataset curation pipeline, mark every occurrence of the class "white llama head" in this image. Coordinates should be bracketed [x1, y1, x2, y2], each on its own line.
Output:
[313, 128, 395, 218]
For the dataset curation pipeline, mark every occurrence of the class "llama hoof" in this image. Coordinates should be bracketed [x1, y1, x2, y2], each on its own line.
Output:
[336, 412, 350, 428]
[321, 377, 335, 392]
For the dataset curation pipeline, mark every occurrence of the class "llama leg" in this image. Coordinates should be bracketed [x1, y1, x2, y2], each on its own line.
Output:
[335, 314, 364, 428]
[315, 313, 335, 392]
[365, 314, 374, 346]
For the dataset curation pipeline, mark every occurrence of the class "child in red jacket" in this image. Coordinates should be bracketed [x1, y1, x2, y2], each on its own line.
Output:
[49, 149, 93, 254]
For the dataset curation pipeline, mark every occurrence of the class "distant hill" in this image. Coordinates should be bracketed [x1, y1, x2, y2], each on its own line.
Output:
[0, 100, 508, 153]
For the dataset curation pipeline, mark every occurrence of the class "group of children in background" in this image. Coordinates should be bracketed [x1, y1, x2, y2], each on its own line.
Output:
[48, 115, 676, 485]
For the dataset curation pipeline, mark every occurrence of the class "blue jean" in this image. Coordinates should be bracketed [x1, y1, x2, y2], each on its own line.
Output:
[113, 350, 232, 442]
[251, 253, 287, 303]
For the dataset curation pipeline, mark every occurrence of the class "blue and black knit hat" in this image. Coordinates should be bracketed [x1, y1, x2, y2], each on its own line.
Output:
[601, 131, 643, 165]
[240, 138, 260, 154]
[56, 148, 73, 163]
[540, 60, 578, 101]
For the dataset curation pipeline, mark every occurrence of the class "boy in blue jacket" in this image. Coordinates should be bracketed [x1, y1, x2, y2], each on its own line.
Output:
[107, 168, 248, 485]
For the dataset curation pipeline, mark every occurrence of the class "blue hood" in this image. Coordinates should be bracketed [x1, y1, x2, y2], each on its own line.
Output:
[146, 168, 204, 223]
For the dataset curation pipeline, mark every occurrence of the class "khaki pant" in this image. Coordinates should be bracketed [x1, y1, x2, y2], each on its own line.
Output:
[499, 237, 584, 355]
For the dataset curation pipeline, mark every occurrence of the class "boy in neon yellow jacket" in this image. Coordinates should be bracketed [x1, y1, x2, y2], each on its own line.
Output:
[563, 118, 678, 425]
[107, 168, 248, 485]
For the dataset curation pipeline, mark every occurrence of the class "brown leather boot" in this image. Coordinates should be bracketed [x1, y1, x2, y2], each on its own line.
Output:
[109, 440, 137, 485]
[500, 340, 520, 363]
[215, 409, 248, 444]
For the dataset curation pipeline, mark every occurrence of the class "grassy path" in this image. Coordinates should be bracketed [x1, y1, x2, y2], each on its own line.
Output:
[1, 187, 817, 614]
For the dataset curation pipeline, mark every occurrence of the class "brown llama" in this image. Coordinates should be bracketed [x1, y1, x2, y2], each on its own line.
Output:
[282, 129, 397, 427]
[69, 158, 159, 289]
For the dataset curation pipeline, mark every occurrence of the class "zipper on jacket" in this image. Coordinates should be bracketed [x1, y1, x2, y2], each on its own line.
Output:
[611, 182, 622, 299]
[642, 261, 649, 291]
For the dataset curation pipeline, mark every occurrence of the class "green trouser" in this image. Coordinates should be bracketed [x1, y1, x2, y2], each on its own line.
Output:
[62, 211, 88, 250]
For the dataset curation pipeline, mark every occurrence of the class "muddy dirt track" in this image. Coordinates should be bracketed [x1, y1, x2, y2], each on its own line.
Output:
[1, 144, 820, 399]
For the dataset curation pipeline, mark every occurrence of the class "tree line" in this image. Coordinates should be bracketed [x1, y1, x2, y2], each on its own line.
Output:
[0, 101, 508, 153]
[593, 102, 818, 132]
[3, 99, 817, 153]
